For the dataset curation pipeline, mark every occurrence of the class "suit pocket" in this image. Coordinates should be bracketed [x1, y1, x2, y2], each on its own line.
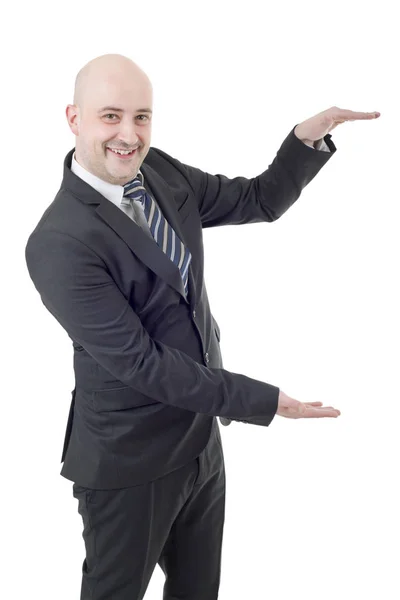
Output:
[91, 386, 159, 413]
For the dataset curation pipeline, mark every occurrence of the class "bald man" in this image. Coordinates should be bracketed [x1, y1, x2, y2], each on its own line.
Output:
[25, 53, 342, 599]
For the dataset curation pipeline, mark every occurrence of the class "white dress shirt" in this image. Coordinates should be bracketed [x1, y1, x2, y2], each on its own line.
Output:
[71, 153, 154, 239]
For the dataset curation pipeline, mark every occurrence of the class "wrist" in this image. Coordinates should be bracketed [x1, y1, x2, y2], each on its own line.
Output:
[294, 125, 314, 148]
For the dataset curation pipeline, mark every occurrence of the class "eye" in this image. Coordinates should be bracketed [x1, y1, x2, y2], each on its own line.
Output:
[103, 113, 150, 122]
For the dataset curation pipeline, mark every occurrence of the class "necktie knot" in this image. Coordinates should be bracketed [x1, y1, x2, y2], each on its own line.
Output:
[122, 173, 146, 207]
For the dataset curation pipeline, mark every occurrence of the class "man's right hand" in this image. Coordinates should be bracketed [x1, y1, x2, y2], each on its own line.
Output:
[277, 390, 341, 419]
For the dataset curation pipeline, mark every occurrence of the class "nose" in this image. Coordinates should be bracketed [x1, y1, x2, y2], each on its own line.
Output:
[116, 119, 140, 148]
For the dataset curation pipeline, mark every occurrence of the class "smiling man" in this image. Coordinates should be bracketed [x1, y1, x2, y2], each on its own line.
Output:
[24, 52, 380, 600]
[68, 55, 153, 184]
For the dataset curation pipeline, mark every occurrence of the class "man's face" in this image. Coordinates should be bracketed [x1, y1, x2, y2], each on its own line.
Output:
[67, 77, 153, 186]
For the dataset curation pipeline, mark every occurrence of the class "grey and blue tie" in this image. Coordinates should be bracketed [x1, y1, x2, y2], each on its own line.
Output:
[121, 173, 192, 297]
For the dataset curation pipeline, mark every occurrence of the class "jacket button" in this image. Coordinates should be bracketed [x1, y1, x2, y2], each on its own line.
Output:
[205, 352, 210, 363]
[193, 309, 196, 318]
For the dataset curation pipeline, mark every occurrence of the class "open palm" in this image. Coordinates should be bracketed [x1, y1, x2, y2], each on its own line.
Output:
[277, 390, 341, 419]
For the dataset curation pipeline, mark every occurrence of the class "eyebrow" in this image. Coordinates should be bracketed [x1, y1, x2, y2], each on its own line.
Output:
[98, 106, 153, 114]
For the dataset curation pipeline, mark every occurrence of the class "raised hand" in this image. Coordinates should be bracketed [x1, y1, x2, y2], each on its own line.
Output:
[294, 106, 380, 145]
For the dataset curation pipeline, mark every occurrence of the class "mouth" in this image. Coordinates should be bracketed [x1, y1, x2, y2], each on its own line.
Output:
[107, 147, 138, 160]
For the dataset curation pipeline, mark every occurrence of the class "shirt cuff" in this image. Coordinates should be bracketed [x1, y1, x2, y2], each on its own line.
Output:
[302, 137, 330, 152]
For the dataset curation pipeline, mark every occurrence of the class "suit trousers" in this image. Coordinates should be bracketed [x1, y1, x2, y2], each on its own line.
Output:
[72, 418, 226, 600]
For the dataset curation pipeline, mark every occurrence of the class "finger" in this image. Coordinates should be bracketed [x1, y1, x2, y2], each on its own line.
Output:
[311, 406, 340, 412]
[305, 403, 342, 410]
[303, 407, 341, 418]
[333, 108, 380, 121]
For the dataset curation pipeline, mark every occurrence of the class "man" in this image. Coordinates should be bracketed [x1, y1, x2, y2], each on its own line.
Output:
[25, 53, 379, 599]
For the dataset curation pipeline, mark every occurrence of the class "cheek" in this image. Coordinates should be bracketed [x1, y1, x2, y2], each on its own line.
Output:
[94, 126, 112, 145]
[97, 137, 111, 154]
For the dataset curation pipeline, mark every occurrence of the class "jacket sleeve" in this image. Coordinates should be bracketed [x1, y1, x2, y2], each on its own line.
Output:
[166, 125, 336, 228]
[25, 230, 279, 426]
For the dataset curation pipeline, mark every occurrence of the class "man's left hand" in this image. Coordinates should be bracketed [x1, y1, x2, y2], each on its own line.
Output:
[294, 106, 381, 145]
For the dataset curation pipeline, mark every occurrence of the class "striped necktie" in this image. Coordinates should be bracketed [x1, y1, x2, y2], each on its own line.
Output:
[121, 173, 192, 297]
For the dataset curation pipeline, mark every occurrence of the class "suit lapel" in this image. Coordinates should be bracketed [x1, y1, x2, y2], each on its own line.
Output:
[64, 149, 196, 307]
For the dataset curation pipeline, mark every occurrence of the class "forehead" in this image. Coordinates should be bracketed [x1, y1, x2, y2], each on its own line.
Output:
[87, 74, 152, 112]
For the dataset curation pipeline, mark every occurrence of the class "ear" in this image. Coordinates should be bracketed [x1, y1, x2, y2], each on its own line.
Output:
[66, 104, 79, 135]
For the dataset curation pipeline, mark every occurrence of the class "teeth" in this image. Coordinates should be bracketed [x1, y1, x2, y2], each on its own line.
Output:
[109, 148, 134, 155]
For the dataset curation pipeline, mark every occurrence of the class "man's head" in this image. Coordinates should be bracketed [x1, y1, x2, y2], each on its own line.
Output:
[66, 54, 153, 186]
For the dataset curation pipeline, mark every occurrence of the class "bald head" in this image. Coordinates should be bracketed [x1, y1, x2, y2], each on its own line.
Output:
[67, 53, 153, 185]
[73, 54, 152, 111]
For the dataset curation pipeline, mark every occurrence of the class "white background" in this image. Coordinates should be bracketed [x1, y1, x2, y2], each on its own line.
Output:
[2, 0, 399, 598]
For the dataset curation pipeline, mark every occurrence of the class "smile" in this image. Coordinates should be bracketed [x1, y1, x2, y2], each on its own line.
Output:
[107, 148, 137, 159]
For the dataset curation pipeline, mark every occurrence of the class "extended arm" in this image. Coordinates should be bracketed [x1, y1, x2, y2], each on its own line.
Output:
[25, 230, 279, 426]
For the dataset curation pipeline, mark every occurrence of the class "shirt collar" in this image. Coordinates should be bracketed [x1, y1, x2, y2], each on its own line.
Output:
[71, 152, 144, 208]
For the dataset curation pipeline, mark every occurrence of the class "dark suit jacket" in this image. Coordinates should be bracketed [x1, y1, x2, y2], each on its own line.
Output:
[25, 125, 336, 489]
